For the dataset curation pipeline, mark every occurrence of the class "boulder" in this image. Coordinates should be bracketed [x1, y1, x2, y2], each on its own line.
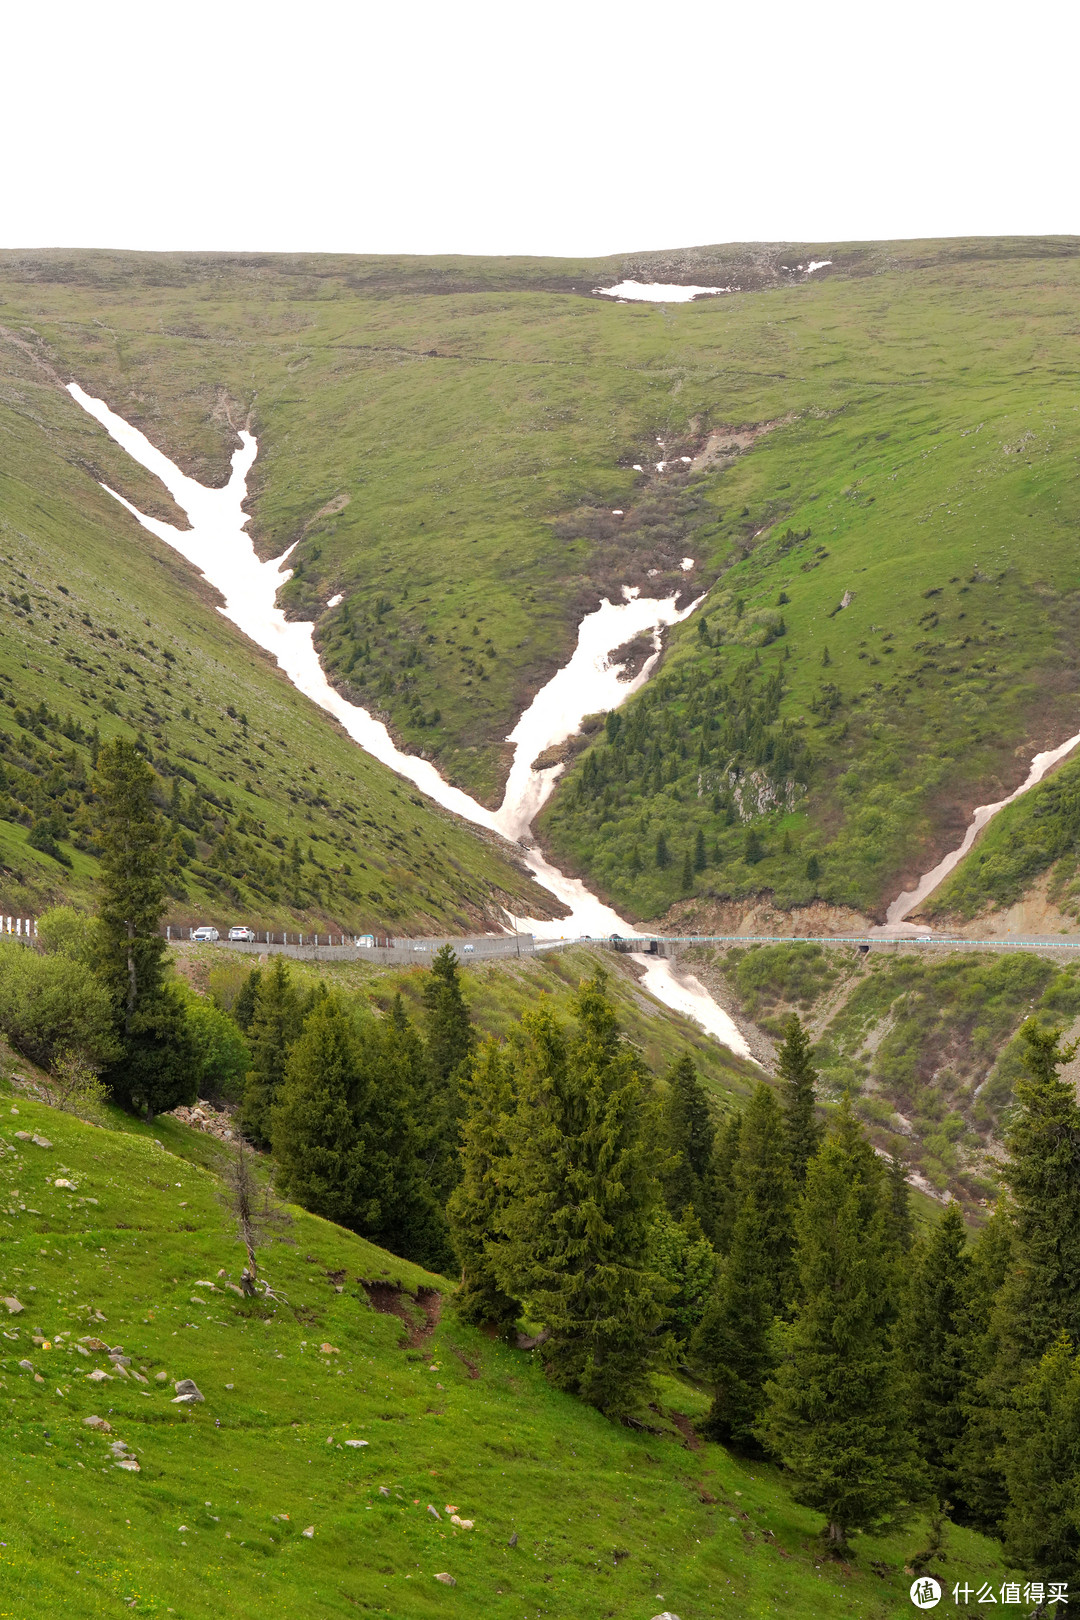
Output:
[3, 1297, 24, 1315]
[83, 1415, 111, 1432]
[434, 1573, 456, 1586]
[173, 1379, 204, 1401]
[31, 1136, 52, 1149]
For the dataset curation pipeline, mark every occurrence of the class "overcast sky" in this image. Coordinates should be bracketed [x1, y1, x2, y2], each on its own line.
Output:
[5, 0, 1075, 258]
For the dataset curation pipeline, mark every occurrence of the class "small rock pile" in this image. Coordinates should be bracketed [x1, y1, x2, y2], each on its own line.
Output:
[168, 1102, 236, 1142]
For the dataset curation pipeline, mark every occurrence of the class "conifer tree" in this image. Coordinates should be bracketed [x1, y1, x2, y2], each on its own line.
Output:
[777, 1015, 821, 1184]
[995, 1020, 1080, 1368]
[497, 973, 665, 1416]
[446, 1040, 520, 1331]
[422, 945, 474, 1083]
[271, 993, 449, 1269]
[663, 1053, 716, 1229]
[646, 1206, 718, 1352]
[709, 1111, 743, 1253]
[94, 737, 194, 1119]
[271, 995, 365, 1229]
[1002, 1333, 1080, 1580]
[421, 945, 474, 1185]
[94, 737, 168, 1027]
[884, 1153, 915, 1255]
[902, 1203, 971, 1503]
[695, 1083, 794, 1449]
[242, 959, 310, 1146]
[232, 966, 262, 1034]
[762, 1104, 922, 1551]
[951, 1199, 1015, 1533]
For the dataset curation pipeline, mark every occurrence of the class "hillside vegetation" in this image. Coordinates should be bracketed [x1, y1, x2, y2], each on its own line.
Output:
[686, 939, 1080, 1204]
[3, 240, 1080, 920]
[0, 377, 549, 932]
[0, 1077, 1008, 1620]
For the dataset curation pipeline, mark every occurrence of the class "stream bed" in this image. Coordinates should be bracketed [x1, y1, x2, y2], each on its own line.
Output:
[67, 383, 753, 1058]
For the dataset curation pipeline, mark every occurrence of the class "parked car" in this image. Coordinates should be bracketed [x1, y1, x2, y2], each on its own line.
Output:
[191, 926, 219, 943]
[463, 943, 475, 953]
[354, 934, 375, 949]
[228, 926, 256, 943]
[412, 943, 429, 952]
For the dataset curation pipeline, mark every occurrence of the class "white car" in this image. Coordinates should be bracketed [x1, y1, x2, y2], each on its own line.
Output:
[463, 944, 475, 953]
[191, 926, 219, 943]
[228, 926, 256, 943]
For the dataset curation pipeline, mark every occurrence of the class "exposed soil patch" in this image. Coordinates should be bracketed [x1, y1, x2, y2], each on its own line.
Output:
[447, 1341, 482, 1378]
[361, 1280, 441, 1346]
[671, 1411, 703, 1450]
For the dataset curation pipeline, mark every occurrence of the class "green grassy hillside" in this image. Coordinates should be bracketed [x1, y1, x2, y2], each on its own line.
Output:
[3, 239, 1079, 916]
[0, 372, 551, 932]
[0, 1076, 1009, 1619]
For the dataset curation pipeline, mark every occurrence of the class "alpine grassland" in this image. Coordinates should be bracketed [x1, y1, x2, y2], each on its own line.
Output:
[0, 1075, 1010, 1620]
[0, 371, 548, 931]
[3, 239, 1080, 922]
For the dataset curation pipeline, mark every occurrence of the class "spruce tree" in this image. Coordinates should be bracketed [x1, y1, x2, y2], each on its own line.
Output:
[497, 973, 665, 1416]
[709, 1111, 743, 1253]
[271, 994, 449, 1269]
[902, 1202, 971, 1503]
[271, 995, 365, 1229]
[995, 1020, 1080, 1368]
[646, 1206, 718, 1353]
[446, 1040, 520, 1331]
[94, 737, 168, 1028]
[1002, 1333, 1080, 1580]
[242, 958, 309, 1146]
[884, 1153, 915, 1255]
[951, 1199, 1015, 1533]
[777, 1015, 821, 1184]
[232, 966, 262, 1034]
[94, 737, 194, 1119]
[422, 945, 474, 1185]
[695, 1083, 794, 1449]
[663, 1053, 716, 1229]
[762, 1104, 922, 1551]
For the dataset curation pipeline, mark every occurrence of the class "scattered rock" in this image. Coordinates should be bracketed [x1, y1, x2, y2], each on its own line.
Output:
[74, 1344, 89, 1357]
[13, 1132, 30, 1141]
[449, 1516, 474, 1530]
[224, 1283, 244, 1297]
[114, 1458, 141, 1472]
[131, 1371, 149, 1385]
[173, 1379, 204, 1402]
[3, 1298, 24, 1315]
[651, 1613, 681, 1620]
[109, 1441, 133, 1457]
[155, 1371, 168, 1382]
[87, 1369, 113, 1383]
[33, 1373, 44, 1384]
[344, 1439, 369, 1449]
[508, 1533, 518, 1548]
[83, 1415, 111, 1432]
[31, 1135, 52, 1149]
[378, 1487, 391, 1498]
[301, 1526, 314, 1539]
[80, 1337, 109, 1351]
[18, 1359, 33, 1372]
[172, 1393, 201, 1406]
[320, 1344, 339, 1355]
[54, 1179, 75, 1190]
[427, 1505, 441, 1520]
[434, 1573, 456, 1586]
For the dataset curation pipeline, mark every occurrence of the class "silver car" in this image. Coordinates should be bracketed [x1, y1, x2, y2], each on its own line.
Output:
[228, 926, 256, 943]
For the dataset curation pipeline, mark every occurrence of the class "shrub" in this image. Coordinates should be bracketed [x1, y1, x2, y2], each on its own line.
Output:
[0, 940, 118, 1071]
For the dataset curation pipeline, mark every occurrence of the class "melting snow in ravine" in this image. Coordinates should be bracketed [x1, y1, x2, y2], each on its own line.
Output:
[67, 383, 754, 1059]
[594, 281, 730, 303]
